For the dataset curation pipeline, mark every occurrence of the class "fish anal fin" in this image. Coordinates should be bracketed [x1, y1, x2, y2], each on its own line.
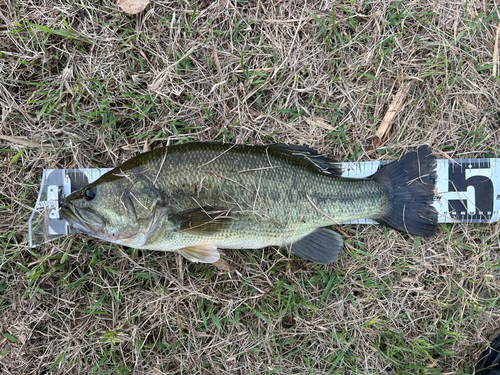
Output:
[290, 228, 343, 265]
[170, 206, 233, 234]
[177, 244, 220, 263]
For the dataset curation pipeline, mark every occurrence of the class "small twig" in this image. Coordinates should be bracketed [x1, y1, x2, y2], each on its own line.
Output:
[234, 67, 275, 73]
[204, 170, 250, 192]
[198, 144, 236, 168]
[305, 194, 339, 224]
[376, 81, 412, 141]
[265, 15, 326, 23]
[212, 45, 227, 118]
[333, 225, 350, 239]
[493, 21, 500, 77]
[153, 149, 168, 185]
[259, 0, 267, 14]
[237, 165, 280, 174]
[129, 191, 148, 210]
[0, 135, 42, 149]
[176, 253, 184, 285]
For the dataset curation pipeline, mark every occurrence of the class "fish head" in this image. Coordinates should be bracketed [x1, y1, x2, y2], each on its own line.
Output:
[61, 172, 169, 247]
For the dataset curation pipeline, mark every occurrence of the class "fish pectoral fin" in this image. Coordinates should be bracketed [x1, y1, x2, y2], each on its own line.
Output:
[177, 244, 221, 263]
[290, 228, 343, 265]
[170, 206, 233, 234]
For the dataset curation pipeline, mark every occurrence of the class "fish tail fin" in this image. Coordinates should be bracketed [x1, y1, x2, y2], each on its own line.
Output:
[372, 145, 438, 236]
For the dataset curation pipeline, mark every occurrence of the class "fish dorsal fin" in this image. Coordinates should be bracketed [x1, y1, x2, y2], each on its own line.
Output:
[269, 144, 342, 176]
[170, 206, 233, 234]
[290, 228, 344, 264]
[177, 244, 220, 263]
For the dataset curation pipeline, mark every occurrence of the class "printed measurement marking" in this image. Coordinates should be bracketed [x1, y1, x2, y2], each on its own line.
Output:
[446, 159, 494, 223]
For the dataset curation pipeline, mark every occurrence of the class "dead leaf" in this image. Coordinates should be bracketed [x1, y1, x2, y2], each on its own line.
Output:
[371, 136, 383, 149]
[0, 135, 42, 149]
[462, 101, 478, 112]
[212, 259, 233, 272]
[376, 81, 412, 141]
[304, 117, 334, 131]
[116, 0, 150, 15]
[282, 315, 296, 329]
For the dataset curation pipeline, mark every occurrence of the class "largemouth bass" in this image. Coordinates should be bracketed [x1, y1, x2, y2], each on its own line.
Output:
[61, 143, 437, 264]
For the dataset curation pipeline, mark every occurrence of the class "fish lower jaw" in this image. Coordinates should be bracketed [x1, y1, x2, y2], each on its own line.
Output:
[77, 230, 146, 247]
[114, 233, 148, 247]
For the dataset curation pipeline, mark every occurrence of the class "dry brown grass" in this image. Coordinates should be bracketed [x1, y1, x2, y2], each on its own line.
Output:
[1, 0, 500, 374]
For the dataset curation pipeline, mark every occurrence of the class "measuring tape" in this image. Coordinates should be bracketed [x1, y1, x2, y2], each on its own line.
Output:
[28, 158, 500, 247]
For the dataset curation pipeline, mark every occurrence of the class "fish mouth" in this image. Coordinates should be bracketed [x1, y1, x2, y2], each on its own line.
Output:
[60, 202, 105, 235]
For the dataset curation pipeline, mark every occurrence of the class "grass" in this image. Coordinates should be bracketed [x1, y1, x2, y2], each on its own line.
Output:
[1, 0, 500, 373]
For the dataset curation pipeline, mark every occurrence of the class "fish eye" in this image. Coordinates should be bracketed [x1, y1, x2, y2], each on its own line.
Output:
[84, 187, 96, 201]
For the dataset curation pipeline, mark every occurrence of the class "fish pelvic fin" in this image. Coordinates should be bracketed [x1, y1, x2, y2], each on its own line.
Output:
[373, 145, 438, 237]
[290, 228, 343, 264]
[177, 244, 220, 263]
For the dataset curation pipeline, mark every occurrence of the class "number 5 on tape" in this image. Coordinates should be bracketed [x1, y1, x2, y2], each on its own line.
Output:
[436, 158, 499, 223]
